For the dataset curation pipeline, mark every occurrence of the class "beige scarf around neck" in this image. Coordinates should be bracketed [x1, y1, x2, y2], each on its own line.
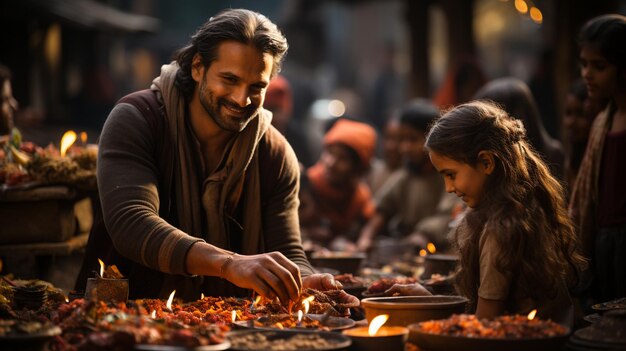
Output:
[150, 62, 271, 255]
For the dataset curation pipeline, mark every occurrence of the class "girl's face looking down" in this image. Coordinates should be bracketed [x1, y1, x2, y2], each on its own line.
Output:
[580, 45, 619, 100]
[429, 150, 493, 208]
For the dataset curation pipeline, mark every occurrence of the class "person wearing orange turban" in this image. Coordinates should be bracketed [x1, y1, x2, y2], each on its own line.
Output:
[304, 119, 377, 249]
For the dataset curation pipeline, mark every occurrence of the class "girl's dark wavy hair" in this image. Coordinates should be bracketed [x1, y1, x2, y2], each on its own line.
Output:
[579, 14, 626, 71]
[425, 101, 587, 311]
[173, 8, 288, 101]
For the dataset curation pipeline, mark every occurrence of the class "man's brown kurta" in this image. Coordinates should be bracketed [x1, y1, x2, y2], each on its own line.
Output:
[77, 81, 313, 301]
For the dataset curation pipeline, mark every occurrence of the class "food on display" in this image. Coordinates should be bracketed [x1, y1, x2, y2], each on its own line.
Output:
[417, 313, 568, 339]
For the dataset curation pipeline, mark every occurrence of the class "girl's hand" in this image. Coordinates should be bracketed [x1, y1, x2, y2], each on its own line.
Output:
[303, 273, 343, 291]
[384, 283, 432, 296]
[303, 274, 360, 316]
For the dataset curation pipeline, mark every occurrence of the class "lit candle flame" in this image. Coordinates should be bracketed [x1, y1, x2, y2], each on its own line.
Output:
[65, 296, 69, 303]
[427, 243, 436, 254]
[368, 314, 389, 336]
[80, 132, 88, 144]
[419, 249, 427, 257]
[253, 295, 261, 307]
[527, 309, 537, 320]
[98, 258, 105, 277]
[201, 293, 204, 300]
[297, 310, 303, 323]
[150, 310, 156, 318]
[60, 130, 77, 157]
[302, 295, 315, 315]
[166, 290, 176, 310]
[231, 310, 237, 323]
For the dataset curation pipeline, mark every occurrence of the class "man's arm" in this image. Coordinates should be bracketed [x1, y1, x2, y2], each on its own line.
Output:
[98, 103, 203, 275]
[259, 127, 314, 276]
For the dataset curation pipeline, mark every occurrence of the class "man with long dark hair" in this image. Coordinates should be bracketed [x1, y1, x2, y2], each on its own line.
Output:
[77, 9, 349, 304]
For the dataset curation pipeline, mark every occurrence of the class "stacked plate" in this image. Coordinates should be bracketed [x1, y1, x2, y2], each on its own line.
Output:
[568, 309, 626, 350]
[12, 284, 47, 310]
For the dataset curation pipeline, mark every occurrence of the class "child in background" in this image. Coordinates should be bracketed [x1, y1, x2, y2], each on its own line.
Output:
[388, 101, 585, 327]
[367, 117, 402, 196]
[562, 79, 607, 190]
[358, 99, 456, 253]
[570, 14, 626, 303]
[304, 118, 377, 250]
[473, 77, 565, 179]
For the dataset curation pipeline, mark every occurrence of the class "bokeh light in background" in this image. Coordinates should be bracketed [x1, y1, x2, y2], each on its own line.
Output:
[328, 99, 346, 117]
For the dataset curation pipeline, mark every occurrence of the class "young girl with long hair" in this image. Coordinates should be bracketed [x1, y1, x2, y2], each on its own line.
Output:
[570, 14, 626, 303]
[414, 101, 585, 326]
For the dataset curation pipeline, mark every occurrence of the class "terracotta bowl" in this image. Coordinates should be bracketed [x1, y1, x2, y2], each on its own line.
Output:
[360, 295, 468, 327]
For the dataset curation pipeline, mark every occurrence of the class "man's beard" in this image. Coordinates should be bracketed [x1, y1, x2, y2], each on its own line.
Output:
[198, 79, 257, 133]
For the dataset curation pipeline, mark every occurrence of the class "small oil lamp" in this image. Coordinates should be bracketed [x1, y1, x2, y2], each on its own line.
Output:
[85, 258, 129, 303]
[343, 314, 408, 351]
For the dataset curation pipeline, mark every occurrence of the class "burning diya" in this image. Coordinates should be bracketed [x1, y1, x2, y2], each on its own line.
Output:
[343, 314, 408, 351]
[85, 259, 129, 303]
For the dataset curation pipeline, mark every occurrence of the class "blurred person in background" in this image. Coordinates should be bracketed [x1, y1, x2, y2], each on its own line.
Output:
[562, 79, 607, 190]
[367, 116, 403, 196]
[433, 56, 486, 110]
[304, 118, 377, 251]
[570, 14, 626, 304]
[473, 77, 565, 179]
[263, 74, 315, 167]
[357, 99, 457, 253]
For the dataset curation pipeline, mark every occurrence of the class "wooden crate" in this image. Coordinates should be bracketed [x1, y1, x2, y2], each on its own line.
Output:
[0, 185, 89, 244]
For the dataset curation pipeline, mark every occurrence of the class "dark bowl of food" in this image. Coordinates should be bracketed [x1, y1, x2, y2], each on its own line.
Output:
[420, 273, 456, 296]
[408, 313, 570, 351]
[233, 313, 355, 332]
[570, 309, 626, 349]
[360, 295, 468, 327]
[420, 254, 458, 280]
[227, 329, 351, 351]
[0, 321, 61, 351]
[362, 276, 417, 298]
[310, 252, 366, 275]
[591, 297, 626, 314]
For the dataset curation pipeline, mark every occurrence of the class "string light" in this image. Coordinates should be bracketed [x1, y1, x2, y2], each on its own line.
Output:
[510, 0, 543, 25]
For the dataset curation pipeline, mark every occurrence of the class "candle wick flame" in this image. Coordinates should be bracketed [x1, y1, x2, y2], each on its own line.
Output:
[527, 309, 537, 320]
[369, 314, 389, 336]
[166, 290, 176, 310]
[60, 130, 77, 157]
[98, 258, 105, 277]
